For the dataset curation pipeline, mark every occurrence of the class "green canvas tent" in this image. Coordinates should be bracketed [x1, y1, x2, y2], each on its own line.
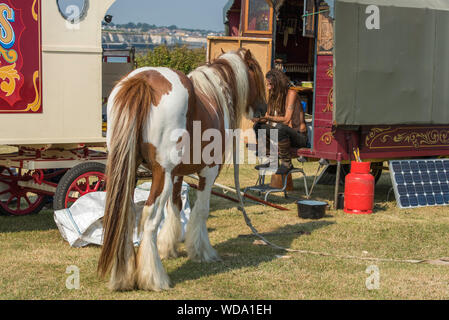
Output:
[334, 0, 449, 126]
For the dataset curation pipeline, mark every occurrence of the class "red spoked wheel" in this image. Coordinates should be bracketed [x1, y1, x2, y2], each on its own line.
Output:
[53, 162, 106, 210]
[0, 167, 48, 216]
[64, 171, 105, 207]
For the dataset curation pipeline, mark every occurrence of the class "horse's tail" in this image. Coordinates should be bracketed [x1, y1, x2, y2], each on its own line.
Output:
[98, 73, 152, 279]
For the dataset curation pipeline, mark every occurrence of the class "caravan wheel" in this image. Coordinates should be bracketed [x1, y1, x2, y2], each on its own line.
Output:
[0, 167, 48, 216]
[53, 162, 106, 211]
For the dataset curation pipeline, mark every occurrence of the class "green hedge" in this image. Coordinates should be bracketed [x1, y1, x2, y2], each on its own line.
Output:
[136, 45, 206, 75]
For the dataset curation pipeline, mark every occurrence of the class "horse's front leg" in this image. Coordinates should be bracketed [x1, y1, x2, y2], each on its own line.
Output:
[185, 166, 221, 262]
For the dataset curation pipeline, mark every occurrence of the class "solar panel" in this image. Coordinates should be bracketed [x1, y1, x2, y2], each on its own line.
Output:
[389, 159, 449, 209]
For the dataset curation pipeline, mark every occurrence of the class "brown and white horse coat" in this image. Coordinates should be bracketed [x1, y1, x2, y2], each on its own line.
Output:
[98, 49, 266, 291]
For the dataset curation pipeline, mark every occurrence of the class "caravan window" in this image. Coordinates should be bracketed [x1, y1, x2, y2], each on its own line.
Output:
[245, 0, 272, 33]
[57, 0, 89, 23]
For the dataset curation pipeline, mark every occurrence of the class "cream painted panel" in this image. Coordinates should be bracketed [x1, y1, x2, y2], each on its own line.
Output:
[42, 0, 115, 51]
[208, 40, 240, 61]
[0, 0, 116, 145]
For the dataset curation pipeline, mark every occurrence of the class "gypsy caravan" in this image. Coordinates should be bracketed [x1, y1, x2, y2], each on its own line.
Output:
[0, 0, 119, 215]
[209, 0, 449, 202]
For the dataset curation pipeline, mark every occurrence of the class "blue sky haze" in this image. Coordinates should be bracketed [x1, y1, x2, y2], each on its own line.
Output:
[106, 0, 230, 31]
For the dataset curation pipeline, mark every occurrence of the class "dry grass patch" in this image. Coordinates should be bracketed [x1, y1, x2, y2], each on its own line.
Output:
[0, 161, 449, 299]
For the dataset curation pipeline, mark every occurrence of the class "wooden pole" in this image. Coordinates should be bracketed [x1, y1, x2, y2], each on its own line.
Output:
[186, 175, 289, 211]
[334, 154, 342, 210]
[187, 182, 240, 204]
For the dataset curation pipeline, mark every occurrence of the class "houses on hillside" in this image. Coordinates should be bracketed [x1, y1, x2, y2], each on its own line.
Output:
[102, 24, 223, 51]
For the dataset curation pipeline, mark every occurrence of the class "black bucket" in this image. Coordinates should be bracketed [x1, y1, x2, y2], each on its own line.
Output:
[297, 200, 327, 220]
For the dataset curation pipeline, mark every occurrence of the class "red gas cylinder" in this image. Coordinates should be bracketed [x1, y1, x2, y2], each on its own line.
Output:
[344, 161, 375, 214]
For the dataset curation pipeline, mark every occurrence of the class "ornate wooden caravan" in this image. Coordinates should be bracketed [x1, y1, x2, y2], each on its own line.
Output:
[0, 0, 114, 144]
[211, 0, 449, 166]
[0, 0, 118, 215]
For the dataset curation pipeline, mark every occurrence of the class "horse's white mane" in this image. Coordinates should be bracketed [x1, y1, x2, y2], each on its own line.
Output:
[188, 50, 249, 128]
[219, 51, 250, 116]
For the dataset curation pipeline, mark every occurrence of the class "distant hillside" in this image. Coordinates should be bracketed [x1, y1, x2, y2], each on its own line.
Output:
[102, 22, 223, 37]
[102, 22, 223, 51]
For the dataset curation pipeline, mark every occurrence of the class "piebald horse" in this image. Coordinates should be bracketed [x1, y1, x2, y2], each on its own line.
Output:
[97, 49, 267, 291]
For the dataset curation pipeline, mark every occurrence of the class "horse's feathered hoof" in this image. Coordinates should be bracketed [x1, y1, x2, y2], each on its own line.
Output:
[136, 273, 172, 292]
[188, 247, 222, 263]
[108, 276, 136, 292]
[158, 244, 180, 260]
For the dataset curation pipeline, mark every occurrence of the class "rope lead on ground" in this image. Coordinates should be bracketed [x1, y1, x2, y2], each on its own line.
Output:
[232, 137, 448, 265]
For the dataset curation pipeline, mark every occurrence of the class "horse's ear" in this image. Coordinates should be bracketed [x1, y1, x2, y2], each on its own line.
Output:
[244, 49, 253, 62]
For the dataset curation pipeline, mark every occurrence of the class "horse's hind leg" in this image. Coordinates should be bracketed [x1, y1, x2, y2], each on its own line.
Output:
[158, 175, 183, 259]
[136, 166, 172, 291]
[185, 166, 221, 262]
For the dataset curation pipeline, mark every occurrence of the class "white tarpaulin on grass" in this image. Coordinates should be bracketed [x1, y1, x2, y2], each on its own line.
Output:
[54, 182, 191, 248]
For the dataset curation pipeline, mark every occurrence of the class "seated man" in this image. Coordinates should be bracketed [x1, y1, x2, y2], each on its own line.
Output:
[253, 69, 308, 175]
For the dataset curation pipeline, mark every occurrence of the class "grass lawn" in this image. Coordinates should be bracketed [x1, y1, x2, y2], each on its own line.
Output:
[1, 154, 449, 300]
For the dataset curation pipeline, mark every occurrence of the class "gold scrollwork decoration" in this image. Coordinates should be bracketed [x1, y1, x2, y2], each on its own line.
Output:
[26, 71, 41, 112]
[392, 130, 440, 148]
[320, 131, 334, 145]
[32, 0, 38, 21]
[317, 8, 334, 55]
[0, 47, 18, 64]
[326, 63, 333, 78]
[366, 127, 449, 149]
[365, 127, 392, 148]
[439, 131, 449, 144]
[0, 63, 20, 97]
[322, 87, 333, 112]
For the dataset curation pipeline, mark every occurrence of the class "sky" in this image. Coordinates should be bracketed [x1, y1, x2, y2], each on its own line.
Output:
[106, 0, 231, 31]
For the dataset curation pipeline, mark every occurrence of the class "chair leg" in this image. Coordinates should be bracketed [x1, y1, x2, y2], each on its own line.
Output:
[282, 174, 289, 198]
[265, 191, 272, 202]
[247, 168, 310, 203]
[302, 172, 309, 197]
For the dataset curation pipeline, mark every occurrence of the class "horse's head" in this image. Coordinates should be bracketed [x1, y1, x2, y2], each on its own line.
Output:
[239, 48, 267, 120]
[211, 48, 267, 125]
[215, 49, 267, 120]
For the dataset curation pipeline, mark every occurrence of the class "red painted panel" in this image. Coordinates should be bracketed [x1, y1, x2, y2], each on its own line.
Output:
[316, 55, 333, 70]
[0, 0, 42, 113]
[314, 114, 332, 123]
[315, 95, 330, 105]
[314, 77, 333, 87]
[315, 86, 332, 96]
[313, 112, 332, 122]
[314, 55, 334, 127]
